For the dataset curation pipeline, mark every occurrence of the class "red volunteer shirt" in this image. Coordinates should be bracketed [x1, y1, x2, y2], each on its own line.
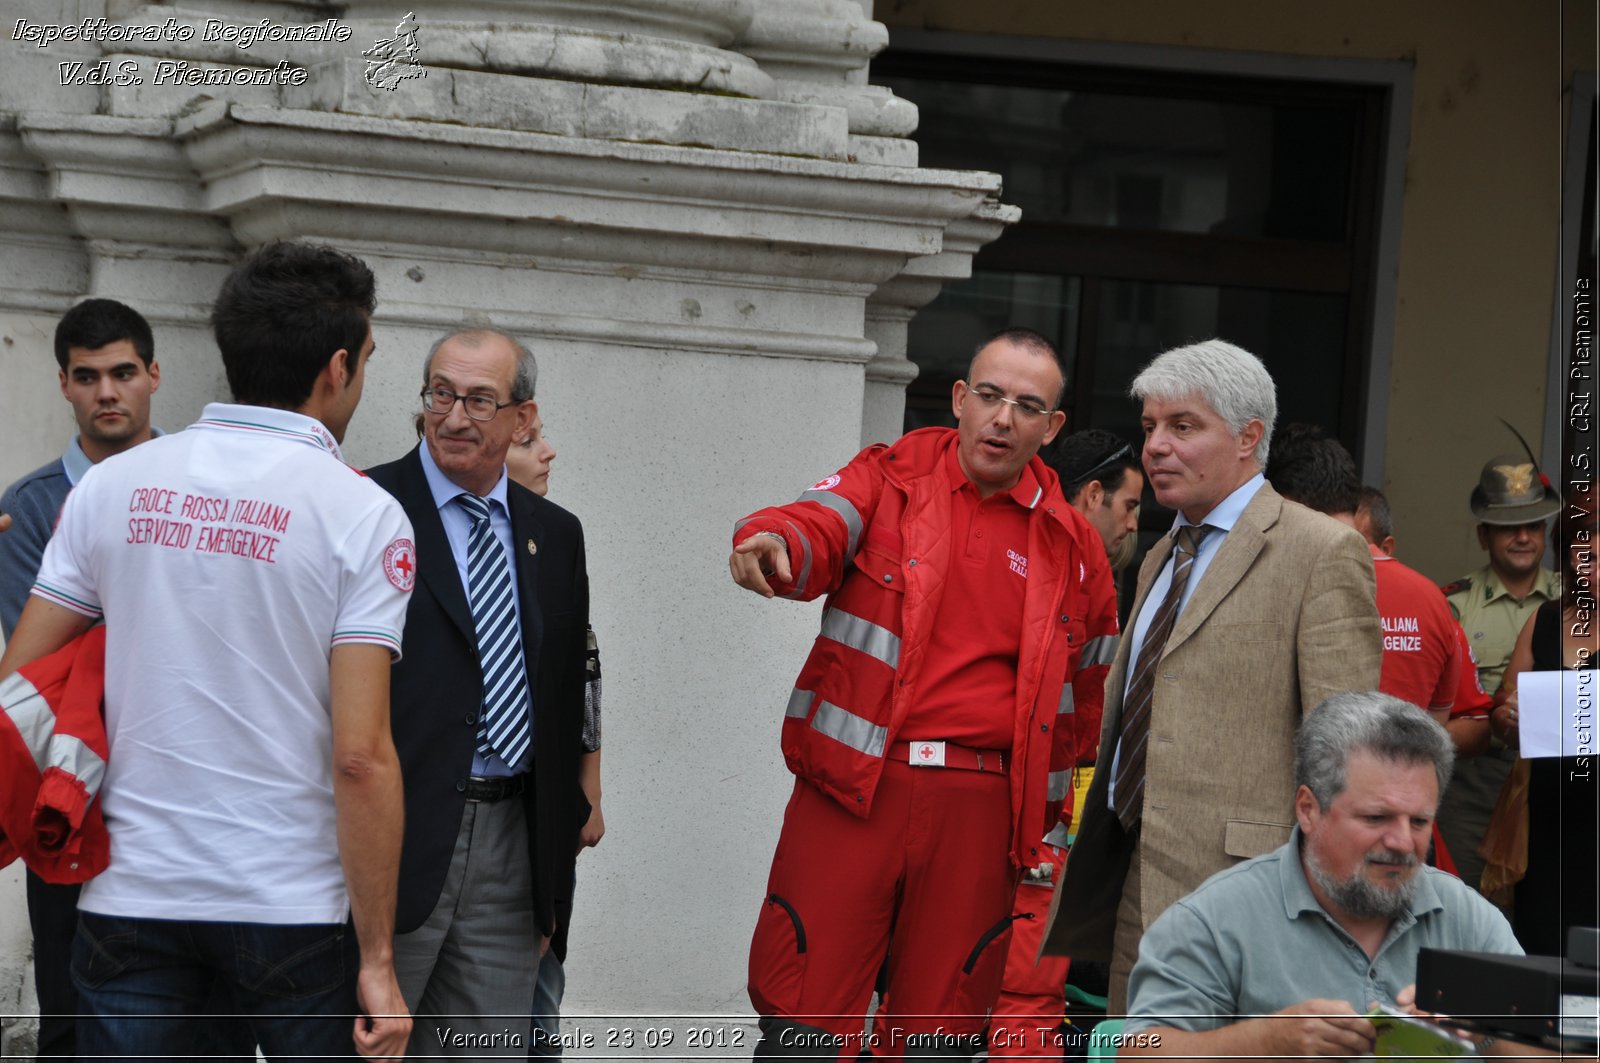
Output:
[900, 442, 1040, 749]
[1373, 545, 1462, 712]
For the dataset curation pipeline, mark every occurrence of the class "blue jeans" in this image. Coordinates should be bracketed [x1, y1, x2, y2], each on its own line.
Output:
[529, 868, 578, 1058]
[529, 947, 566, 1056]
[72, 912, 358, 1061]
[26, 872, 80, 1057]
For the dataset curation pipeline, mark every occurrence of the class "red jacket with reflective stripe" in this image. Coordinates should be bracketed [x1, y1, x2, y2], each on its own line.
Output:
[0, 626, 111, 883]
[735, 428, 1118, 868]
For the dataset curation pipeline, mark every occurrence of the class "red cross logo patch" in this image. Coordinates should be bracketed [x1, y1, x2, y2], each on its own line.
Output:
[384, 538, 417, 592]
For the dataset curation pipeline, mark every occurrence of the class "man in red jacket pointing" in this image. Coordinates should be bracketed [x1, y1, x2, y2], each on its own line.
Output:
[729, 329, 1119, 1060]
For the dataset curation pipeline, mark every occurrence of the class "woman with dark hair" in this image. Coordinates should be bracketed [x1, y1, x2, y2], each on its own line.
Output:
[1495, 488, 1598, 956]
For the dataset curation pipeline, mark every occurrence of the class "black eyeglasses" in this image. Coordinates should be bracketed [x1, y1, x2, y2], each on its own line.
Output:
[420, 386, 517, 422]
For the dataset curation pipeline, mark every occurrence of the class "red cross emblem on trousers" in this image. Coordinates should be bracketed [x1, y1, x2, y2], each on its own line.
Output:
[916, 743, 937, 762]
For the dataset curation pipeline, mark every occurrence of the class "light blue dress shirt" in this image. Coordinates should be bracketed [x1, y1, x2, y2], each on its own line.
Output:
[1109, 473, 1266, 812]
[418, 443, 533, 776]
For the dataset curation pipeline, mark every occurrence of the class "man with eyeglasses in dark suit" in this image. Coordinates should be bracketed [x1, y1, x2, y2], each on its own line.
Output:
[367, 328, 590, 1057]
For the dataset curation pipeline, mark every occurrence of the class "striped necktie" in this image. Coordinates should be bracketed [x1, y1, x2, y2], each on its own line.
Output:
[1113, 523, 1209, 831]
[456, 493, 532, 769]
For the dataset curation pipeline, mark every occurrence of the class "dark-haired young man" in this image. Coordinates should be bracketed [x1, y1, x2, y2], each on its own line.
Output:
[0, 298, 163, 1057]
[1048, 428, 1145, 557]
[0, 243, 415, 1059]
[0, 299, 161, 638]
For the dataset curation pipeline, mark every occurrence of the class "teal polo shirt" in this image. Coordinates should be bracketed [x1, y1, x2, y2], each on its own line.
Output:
[1126, 829, 1522, 1033]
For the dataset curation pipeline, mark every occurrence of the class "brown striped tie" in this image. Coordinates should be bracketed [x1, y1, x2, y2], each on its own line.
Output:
[1113, 523, 1208, 831]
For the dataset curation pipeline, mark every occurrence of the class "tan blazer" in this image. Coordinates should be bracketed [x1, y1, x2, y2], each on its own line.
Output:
[1044, 481, 1381, 960]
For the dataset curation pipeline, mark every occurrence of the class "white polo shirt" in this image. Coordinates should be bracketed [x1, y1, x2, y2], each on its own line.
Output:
[34, 403, 415, 925]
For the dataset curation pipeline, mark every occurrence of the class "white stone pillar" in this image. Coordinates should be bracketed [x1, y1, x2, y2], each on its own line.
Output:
[862, 200, 1019, 446]
[736, 0, 918, 166]
[731, 1, 1020, 446]
[0, 0, 1016, 1036]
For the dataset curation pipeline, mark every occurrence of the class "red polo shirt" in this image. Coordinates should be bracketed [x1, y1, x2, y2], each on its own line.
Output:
[1373, 545, 1461, 713]
[900, 441, 1043, 750]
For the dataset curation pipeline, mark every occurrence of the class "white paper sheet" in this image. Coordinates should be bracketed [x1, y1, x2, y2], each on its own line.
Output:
[1517, 669, 1599, 759]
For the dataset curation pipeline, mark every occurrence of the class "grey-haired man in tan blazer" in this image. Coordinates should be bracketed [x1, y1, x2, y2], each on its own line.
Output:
[1043, 339, 1382, 1011]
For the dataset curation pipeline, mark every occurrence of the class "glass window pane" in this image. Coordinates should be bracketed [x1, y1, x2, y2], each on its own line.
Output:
[877, 76, 1356, 241]
[1088, 279, 1349, 455]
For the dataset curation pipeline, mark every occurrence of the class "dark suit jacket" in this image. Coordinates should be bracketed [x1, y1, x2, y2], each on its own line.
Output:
[367, 446, 590, 939]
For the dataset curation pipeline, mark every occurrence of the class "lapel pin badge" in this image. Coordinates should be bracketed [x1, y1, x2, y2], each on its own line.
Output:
[526, 538, 537, 556]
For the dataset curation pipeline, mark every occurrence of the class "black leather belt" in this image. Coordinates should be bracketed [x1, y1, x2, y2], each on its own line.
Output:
[464, 774, 526, 802]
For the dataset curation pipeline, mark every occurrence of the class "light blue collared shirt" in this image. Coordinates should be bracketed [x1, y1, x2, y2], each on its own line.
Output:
[1109, 473, 1266, 811]
[62, 427, 165, 485]
[61, 435, 94, 485]
[418, 443, 533, 776]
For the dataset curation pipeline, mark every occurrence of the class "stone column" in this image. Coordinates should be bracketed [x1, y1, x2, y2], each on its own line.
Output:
[733, 0, 1017, 446]
[737, 0, 918, 166]
[863, 201, 1019, 446]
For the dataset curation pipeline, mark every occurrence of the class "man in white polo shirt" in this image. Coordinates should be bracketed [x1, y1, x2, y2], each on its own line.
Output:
[0, 242, 415, 1059]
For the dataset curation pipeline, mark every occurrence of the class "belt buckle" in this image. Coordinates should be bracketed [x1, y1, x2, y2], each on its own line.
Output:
[908, 740, 946, 767]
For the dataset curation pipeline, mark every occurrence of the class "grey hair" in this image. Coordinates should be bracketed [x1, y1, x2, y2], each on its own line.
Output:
[1295, 691, 1455, 808]
[1129, 339, 1277, 466]
[422, 327, 538, 402]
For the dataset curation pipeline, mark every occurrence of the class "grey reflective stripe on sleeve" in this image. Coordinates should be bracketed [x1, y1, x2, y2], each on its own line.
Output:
[819, 607, 901, 669]
[1057, 685, 1075, 716]
[1081, 634, 1118, 667]
[1047, 769, 1072, 802]
[45, 732, 106, 795]
[811, 699, 889, 758]
[797, 490, 865, 559]
[785, 687, 814, 719]
[1042, 822, 1072, 850]
[780, 519, 813, 600]
[0, 671, 53, 772]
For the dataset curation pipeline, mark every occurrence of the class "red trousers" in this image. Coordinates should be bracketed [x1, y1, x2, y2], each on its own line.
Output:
[988, 872, 1071, 1059]
[748, 760, 1018, 1058]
